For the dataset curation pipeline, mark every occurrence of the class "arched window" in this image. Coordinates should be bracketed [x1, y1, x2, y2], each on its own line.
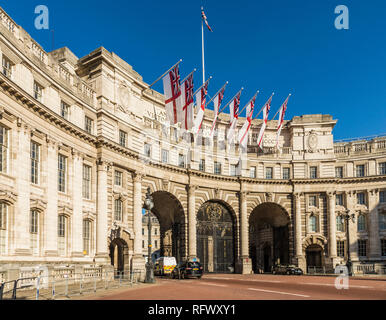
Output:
[30, 210, 39, 255]
[309, 215, 317, 232]
[0, 203, 7, 254]
[114, 199, 123, 221]
[336, 215, 344, 232]
[58, 215, 67, 256]
[357, 214, 366, 232]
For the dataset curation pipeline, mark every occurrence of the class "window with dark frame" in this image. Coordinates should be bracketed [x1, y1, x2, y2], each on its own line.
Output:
[265, 167, 273, 179]
[85, 116, 93, 134]
[33, 82, 43, 101]
[337, 240, 345, 257]
[30, 141, 40, 184]
[335, 194, 343, 206]
[335, 166, 343, 178]
[0, 125, 8, 173]
[310, 166, 317, 179]
[379, 162, 386, 175]
[357, 239, 367, 257]
[2, 55, 12, 78]
[58, 154, 67, 193]
[82, 164, 91, 199]
[114, 170, 122, 186]
[356, 164, 365, 177]
[119, 130, 127, 147]
[60, 101, 69, 120]
[357, 192, 366, 205]
[282, 167, 290, 179]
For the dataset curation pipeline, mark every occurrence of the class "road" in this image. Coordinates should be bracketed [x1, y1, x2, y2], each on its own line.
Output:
[81, 273, 386, 300]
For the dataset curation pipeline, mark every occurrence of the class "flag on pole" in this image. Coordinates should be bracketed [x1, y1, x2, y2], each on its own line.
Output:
[209, 85, 226, 139]
[276, 95, 290, 149]
[226, 91, 242, 142]
[193, 80, 209, 134]
[256, 94, 273, 149]
[201, 8, 213, 32]
[179, 72, 195, 131]
[237, 94, 257, 149]
[163, 64, 182, 124]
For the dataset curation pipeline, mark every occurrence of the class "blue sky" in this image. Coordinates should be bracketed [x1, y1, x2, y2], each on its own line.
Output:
[3, 0, 386, 140]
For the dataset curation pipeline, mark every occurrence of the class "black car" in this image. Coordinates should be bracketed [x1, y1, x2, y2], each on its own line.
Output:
[171, 261, 203, 279]
[272, 264, 303, 275]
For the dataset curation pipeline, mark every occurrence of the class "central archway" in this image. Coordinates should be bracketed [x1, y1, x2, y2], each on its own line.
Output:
[196, 201, 236, 273]
[249, 202, 290, 273]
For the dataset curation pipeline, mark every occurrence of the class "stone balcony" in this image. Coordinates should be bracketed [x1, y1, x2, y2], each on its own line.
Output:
[334, 137, 386, 158]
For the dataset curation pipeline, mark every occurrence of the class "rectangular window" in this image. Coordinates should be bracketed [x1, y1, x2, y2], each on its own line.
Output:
[337, 241, 345, 257]
[230, 164, 237, 176]
[250, 166, 256, 178]
[58, 154, 67, 193]
[30, 141, 40, 184]
[265, 167, 273, 179]
[356, 164, 365, 177]
[114, 199, 122, 221]
[161, 149, 169, 164]
[0, 203, 7, 254]
[60, 101, 70, 120]
[30, 210, 39, 234]
[381, 239, 386, 257]
[310, 166, 317, 179]
[379, 163, 386, 175]
[144, 143, 151, 158]
[155, 240, 158, 249]
[282, 167, 290, 180]
[335, 167, 343, 178]
[85, 116, 93, 134]
[83, 220, 91, 255]
[58, 215, 66, 256]
[142, 228, 144, 236]
[309, 196, 317, 207]
[82, 164, 91, 199]
[379, 213, 386, 230]
[335, 194, 343, 206]
[154, 228, 157, 236]
[0, 125, 8, 173]
[199, 159, 205, 172]
[380, 191, 386, 203]
[33, 82, 43, 102]
[214, 162, 222, 175]
[30, 210, 39, 255]
[2, 56, 12, 78]
[114, 170, 122, 186]
[357, 240, 367, 257]
[119, 130, 127, 147]
[357, 192, 365, 205]
[178, 154, 185, 168]
[142, 240, 144, 249]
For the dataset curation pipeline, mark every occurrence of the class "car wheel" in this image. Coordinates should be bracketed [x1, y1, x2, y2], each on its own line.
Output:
[286, 270, 290, 275]
[272, 270, 276, 275]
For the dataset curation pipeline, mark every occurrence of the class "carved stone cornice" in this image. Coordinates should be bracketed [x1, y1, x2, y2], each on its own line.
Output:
[293, 192, 303, 200]
[326, 191, 336, 199]
[186, 184, 197, 195]
[132, 171, 144, 183]
[0, 190, 17, 205]
[30, 199, 47, 212]
[97, 159, 112, 171]
[58, 205, 73, 217]
[113, 191, 128, 201]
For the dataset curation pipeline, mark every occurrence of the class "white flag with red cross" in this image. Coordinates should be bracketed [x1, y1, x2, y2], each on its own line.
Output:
[209, 85, 227, 139]
[238, 94, 257, 149]
[193, 80, 210, 135]
[226, 91, 241, 143]
[276, 94, 290, 149]
[201, 8, 213, 32]
[163, 64, 182, 125]
[179, 72, 195, 131]
[256, 94, 273, 149]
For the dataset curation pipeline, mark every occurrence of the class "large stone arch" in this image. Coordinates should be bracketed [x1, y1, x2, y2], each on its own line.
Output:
[303, 235, 328, 271]
[108, 229, 133, 274]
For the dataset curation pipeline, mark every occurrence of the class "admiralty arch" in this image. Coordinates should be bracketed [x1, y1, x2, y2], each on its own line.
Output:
[0, 7, 385, 281]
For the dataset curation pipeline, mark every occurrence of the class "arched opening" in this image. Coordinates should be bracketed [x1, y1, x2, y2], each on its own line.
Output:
[249, 202, 290, 273]
[109, 238, 129, 273]
[151, 191, 186, 263]
[306, 244, 323, 269]
[196, 201, 236, 273]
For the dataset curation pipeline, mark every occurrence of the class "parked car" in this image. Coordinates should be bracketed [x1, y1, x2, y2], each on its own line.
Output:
[171, 260, 203, 279]
[272, 264, 303, 275]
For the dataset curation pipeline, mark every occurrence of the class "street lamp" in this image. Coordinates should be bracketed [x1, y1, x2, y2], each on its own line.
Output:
[143, 187, 155, 283]
[343, 209, 356, 276]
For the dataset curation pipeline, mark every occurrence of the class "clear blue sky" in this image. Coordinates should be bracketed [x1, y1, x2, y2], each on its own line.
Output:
[3, 0, 386, 140]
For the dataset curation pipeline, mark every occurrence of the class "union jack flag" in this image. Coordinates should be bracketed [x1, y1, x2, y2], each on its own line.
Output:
[201, 8, 213, 32]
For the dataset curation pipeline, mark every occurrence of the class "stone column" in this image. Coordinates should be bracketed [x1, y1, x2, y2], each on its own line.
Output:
[293, 192, 306, 270]
[71, 150, 83, 257]
[327, 192, 338, 268]
[238, 190, 252, 274]
[44, 137, 58, 256]
[13, 122, 31, 254]
[95, 160, 109, 263]
[187, 185, 197, 259]
[368, 189, 381, 259]
[345, 191, 358, 261]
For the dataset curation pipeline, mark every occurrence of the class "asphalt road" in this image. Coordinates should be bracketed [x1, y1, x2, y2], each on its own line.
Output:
[81, 273, 386, 300]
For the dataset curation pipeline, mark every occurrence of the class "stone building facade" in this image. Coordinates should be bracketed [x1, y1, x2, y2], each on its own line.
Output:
[0, 7, 385, 280]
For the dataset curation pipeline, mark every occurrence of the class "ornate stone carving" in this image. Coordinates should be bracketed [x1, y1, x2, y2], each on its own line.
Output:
[30, 199, 47, 211]
[132, 172, 144, 183]
[265, 192, 274, 202]
[117, 81, 132, 113]
[307, 130, 318, 153]
[162, 179, 170, 192]
[0, 191, 17, 205]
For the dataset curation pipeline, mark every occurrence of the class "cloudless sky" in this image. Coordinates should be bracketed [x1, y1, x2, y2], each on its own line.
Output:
[3, 0, 386, 140]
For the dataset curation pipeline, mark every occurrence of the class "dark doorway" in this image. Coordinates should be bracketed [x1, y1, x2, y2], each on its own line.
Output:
[306, 244, 323, 268]
[109, 238, 128, 273]
[263, 244, 272, 272]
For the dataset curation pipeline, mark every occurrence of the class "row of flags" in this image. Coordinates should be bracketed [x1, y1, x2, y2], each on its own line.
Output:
[162, 62, 290, 150]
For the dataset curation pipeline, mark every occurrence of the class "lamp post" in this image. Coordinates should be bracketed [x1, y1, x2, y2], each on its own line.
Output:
[144, 187, 155, 283]
[343, 209, 356, 276]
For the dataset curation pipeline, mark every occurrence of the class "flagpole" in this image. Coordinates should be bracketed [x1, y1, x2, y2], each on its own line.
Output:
[219, 87, 244, 114]
[238, 90, 259, 116]
[205, 81, 228, 106]
[193, 76, 212, 96]
[271, 94, 291, 120]
[252, 93, 274, 121]
[141, 59, 182, 94]
[181, 68, 197, 84]
[201, 7, 205, 85]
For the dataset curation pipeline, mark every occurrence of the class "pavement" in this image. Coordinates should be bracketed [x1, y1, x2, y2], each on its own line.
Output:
[76, 273, 386, 300]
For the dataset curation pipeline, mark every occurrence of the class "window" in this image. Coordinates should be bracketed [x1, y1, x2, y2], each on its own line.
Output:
[119, 130, 127, 147]
[30, 210, 39, 255]
[310, 166, 317, 179]
[309, 215, 317, 232]
[282, 167, 290, 180]
[58, 215, 67, 256]
[214, 162, 222, 175]
[199, 159, 205, 172]
[309, 196, 317, 207]
[379, 213, 386, 230]
[114, 171, 122, 186]
[58, 154, 67, 193]
[0, 203, 7, 254]
[142, 228, 144, 236]
[2, 55, 12, 78]
[161, 149, 169, 164]
[379, 162, 386, 175]
[336, 194, 343, 206]
[230, 164, 237, 176]
[356, 164, 365, 177]
[33, 82, 43, 101]
[83, 220, 91, 255]
[178, 154, 185, 168]
[337, 240, 345, 257]
[30, 141, 40, 184]
[30, 210, 39, 234]
[114, 199, 123, 221]
[60, 101, 70, 120]
[357, 214, 366, 232]
[380, 191, 386, 203]
[154, 228, 157, 236]
[250, 166, 256, 178]
[336, 216, 344, 232]
[381, 239, 386, 257]
[142, 240, 144, 249]
[335, 167, 343, 178]
[144, 143, 151, 157]
[85, 116, 93, 134]
[265, 167, 273, 179]
[357, 240, 367, 257]
[0, 124, 8, 173]
[357, 192, 365, 205]
[82, 164, 91, 199]
[155, 240, 158, 249]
